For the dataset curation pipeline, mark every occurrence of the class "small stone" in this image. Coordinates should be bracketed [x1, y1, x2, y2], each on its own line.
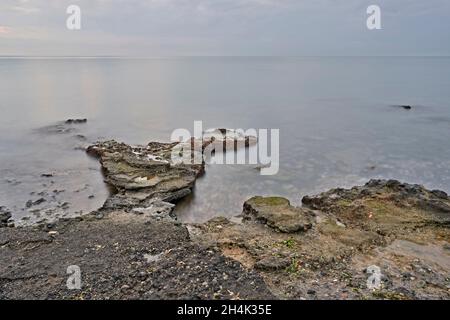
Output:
[336, 220, 346, 228]
[60, 202, 70, 209]
[137, 272, 147, 281]
[46, 223, 55, 229]
[26, 198, 46, 208]
[0, 207, 12, 227]
[255, 256, 291, 271]
[34, 198, 46, 205]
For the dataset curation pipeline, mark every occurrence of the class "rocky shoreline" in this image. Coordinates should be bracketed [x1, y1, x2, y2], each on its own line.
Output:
[0, 136, 449, 300]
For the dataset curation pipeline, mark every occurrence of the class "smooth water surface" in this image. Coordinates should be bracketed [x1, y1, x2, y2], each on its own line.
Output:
[1, 57, 449, 223]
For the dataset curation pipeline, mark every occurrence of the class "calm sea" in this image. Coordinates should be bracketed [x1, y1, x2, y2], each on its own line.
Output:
[1, 57, 450, 223]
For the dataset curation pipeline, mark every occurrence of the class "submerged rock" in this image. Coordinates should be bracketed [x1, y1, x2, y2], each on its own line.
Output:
[25, 198, 46, 208]
[37, 118, 88, 136]
[40, 173, 54, 178]
[37, 119, 86, 135]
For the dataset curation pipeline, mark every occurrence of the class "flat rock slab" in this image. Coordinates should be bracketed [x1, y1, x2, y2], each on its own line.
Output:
[243, 196, 313, 233]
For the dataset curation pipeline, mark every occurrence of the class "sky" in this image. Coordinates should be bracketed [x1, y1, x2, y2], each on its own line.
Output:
[0, 0, 449, 56]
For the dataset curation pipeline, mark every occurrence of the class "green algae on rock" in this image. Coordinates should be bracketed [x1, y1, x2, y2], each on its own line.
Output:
[243, 196, 314, 233]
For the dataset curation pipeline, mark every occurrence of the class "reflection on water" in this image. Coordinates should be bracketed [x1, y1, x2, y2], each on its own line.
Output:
[1, 57, 450, 223]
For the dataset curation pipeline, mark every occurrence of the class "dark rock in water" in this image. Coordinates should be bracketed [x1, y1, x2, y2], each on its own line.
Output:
[38, 124, 75, 135]
[59, 202, 70, 209]
[34, 198, 46, 206]
[65, 118, 87, 124]
[5, 178, 21, 185]
[41, 173, 54, 178]
[243, 196, 313, 233]
[391, 105, 412, 110]
[25, 198, 46, 208]
[37, 119, 88, 135]
[75, 134, 87, 141]
[0, 206, 12, 228]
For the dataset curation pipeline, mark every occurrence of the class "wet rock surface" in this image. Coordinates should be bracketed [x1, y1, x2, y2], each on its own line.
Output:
[1, 135, 449, 300]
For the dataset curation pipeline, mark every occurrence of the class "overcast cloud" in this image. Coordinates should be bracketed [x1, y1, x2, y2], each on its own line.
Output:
[0, 0, 449, 56]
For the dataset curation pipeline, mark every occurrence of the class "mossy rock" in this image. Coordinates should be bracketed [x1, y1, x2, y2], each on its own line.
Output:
[243, 196, 313, 233]
[245, 196, 290, 208]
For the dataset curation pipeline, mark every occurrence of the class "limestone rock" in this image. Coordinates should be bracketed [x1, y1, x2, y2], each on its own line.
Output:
[87, 140, 204, 211]
[243, 196, 313, 233]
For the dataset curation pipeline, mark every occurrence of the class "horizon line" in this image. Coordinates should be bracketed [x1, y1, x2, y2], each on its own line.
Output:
[0, 55, 450, 59]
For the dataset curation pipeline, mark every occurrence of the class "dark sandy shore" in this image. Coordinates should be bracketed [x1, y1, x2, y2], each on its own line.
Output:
[0, 136, 449, 300]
